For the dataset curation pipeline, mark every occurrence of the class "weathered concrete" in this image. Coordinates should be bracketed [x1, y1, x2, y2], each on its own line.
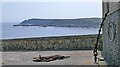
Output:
[2, 51, 98, 65]
[102, 1, 120, 66]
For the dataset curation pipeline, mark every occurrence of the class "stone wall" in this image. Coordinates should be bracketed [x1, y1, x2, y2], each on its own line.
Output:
[102, 1, 120, 66]
[1, 35, 102, 51]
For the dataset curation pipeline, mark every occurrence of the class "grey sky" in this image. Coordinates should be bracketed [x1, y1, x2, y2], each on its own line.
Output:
[2, 2, 102, 22]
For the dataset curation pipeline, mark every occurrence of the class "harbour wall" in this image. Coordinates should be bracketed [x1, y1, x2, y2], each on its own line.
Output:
[1, 35, 102, 51]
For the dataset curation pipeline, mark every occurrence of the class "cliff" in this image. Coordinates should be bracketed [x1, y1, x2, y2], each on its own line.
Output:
[14, 18, 101, 28]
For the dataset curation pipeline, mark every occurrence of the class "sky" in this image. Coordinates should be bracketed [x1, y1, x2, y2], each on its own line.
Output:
[1, 0, 102, 23]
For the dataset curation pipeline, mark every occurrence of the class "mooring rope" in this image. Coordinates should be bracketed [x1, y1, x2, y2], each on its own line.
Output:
[93, 2, 109, 64]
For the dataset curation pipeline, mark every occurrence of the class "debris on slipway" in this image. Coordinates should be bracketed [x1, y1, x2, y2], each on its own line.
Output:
[33, 55, 70, 62]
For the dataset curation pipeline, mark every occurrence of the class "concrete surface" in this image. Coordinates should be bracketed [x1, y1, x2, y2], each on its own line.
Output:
[2, 50, 98, 65]
[102, 1, 120, 65]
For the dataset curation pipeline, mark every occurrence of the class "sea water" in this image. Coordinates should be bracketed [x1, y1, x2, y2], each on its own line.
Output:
[1, 22, 99, 39]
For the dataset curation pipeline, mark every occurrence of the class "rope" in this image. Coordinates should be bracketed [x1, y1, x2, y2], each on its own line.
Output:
[93, 2, 109, 63]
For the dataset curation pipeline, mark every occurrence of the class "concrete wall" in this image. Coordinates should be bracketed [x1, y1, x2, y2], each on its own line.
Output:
[102, 1, 120, 66]
[1, 35, 102, 51]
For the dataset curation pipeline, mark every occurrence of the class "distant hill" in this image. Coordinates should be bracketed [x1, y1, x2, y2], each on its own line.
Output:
[14, 18, 101, 28]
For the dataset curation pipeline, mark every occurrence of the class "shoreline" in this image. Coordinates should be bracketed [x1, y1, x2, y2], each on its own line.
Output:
[13, 25, 99, 28]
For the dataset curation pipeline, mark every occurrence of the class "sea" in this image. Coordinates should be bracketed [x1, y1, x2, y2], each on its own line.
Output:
[1, 22, 99, 39]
